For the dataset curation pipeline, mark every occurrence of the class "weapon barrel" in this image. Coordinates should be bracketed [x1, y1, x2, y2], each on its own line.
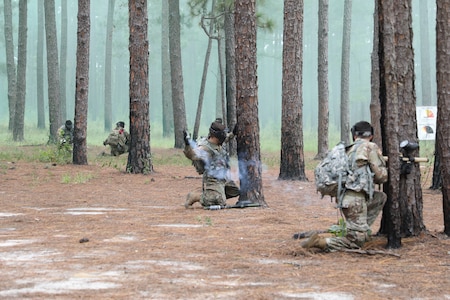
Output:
[383, 156, 429, 163]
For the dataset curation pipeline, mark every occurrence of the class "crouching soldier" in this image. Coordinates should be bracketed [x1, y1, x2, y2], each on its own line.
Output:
[183, 121, 240, 208]
[103, 121, 130, 156]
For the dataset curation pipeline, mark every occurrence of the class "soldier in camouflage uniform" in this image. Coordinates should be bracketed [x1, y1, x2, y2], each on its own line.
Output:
[183, 121, 240, 208]
[58, 120, 74, 151]
[103, 121, 130, 156]
[302, 121, 388, 251]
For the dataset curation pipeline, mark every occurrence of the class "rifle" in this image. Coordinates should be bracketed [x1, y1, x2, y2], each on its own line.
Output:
[204, 203, 261, 210]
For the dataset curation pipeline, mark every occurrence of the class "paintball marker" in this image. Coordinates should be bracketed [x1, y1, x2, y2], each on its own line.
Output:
[204, 202, 261, 210]
[383, 140, 429, 175]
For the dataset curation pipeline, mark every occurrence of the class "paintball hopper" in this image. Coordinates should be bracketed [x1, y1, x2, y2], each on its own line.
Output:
[400, 140, 419, 154]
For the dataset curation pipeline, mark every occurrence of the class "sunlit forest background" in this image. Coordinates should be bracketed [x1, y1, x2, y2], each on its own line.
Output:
[0, 0, 436, 148]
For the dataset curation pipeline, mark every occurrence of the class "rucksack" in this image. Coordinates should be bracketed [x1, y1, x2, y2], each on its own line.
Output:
[107, 130, 126, 149]
[314, 142, 350, 200]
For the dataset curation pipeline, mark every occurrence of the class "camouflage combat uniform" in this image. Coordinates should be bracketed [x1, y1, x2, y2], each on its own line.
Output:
[184, 137, 240, 207]
[103, 128, 130, 156]
[325, 138, 388, 251]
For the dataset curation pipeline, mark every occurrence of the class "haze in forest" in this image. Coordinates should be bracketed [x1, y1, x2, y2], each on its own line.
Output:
[0, 0, 436, 140]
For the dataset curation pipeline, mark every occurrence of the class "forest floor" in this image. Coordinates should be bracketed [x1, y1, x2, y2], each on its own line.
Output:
[0, 146, 449, 300]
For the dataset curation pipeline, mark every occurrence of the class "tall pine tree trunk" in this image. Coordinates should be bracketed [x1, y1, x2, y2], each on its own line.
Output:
[73, 0, 90, 165]
[59, 0, 68, 120]
[279, 0, 307, 181]
[224, 6, 237, 156]
[161, 0, 173, 137]
[234, 0, 266, 207]
[193, 0, 216, 140]
[340, 0, 352, 145]
[316, 0, 329, 160]
[104, 0, 115, 132]
[13, 0, 27, 142]
[127, 0, 152, 174]
[394, 0, 425, 237]
[3, 0, 16, 131]
[169, 0, 187, 148]
[436, 0, 450, 235]
[37, 0, 46, 129]
[44, 0, 61, 143]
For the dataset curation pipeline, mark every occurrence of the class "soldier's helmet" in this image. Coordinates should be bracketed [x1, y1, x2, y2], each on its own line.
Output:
[65, 120, 73, 130]
[351, 121, 374, 140]
[209, 122, 227, 145]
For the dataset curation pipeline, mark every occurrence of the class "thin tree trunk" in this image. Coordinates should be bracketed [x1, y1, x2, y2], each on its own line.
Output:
[44, 0, 61, 143]
[13, 0, 27, 142]
[37, 0, 45, 129]
[224, 7, 237, 156]
[3, 0, 16, 131]
[340, 0, 352, 145]
[316, 0, 329, 160]
[59, 0, 67, 120]
[73, 0, 90, 165]
[161, 0, 173, 137]
[169, 0, 187, 148]
[193, 0, 216, 140]
[104, 0, 115, 132]
[370, 0, 382, 148]
[217, 36, 226, 125]
[419, 0, 432, 106]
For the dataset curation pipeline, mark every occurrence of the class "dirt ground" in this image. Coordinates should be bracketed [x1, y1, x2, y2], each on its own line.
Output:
[0, 146, 449, 300]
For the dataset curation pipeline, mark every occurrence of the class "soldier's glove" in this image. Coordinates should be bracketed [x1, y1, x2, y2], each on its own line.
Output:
[183, 130, 190, 146]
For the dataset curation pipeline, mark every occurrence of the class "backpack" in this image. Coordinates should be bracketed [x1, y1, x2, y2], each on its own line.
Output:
[314, 142, 350, 200]
[107, 130, 126, 149]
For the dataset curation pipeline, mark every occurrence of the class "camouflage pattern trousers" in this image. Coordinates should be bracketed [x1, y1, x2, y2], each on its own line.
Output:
[200, 177, 240, 207]
[326, 190, 387, 251]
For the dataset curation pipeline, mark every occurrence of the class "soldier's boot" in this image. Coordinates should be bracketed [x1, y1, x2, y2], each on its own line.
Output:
[185, 191, 202, 209]
[301, 233, 328, 250]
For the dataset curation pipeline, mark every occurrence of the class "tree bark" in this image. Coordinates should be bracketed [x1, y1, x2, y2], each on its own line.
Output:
[161, 0, 173, 137]
[3, 0, 16, 131]
[419, 0, 432, 106]
[13, 0, 27, 142]
[436, 0, 450, 235]
[394, 0, 425, 237]
[193, 0, 216, 140]
[127, 0, 153, 174]
[37, 0, 45, 129]
[340, 0, 352, 145]
[169, 0, 187, 148]
[59, 0, 68, 120]
[73, 0, 90, 165]
[224, 6, 237, 156]
[104, 0, 115, 132]
[279, 0, 307, 181]
[234, 0, 266, 206]
[44, 0, 61, 143]
[378, 0, 402, 249]
[316, 0, 329, 160]
[370, 0, 382, 147]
